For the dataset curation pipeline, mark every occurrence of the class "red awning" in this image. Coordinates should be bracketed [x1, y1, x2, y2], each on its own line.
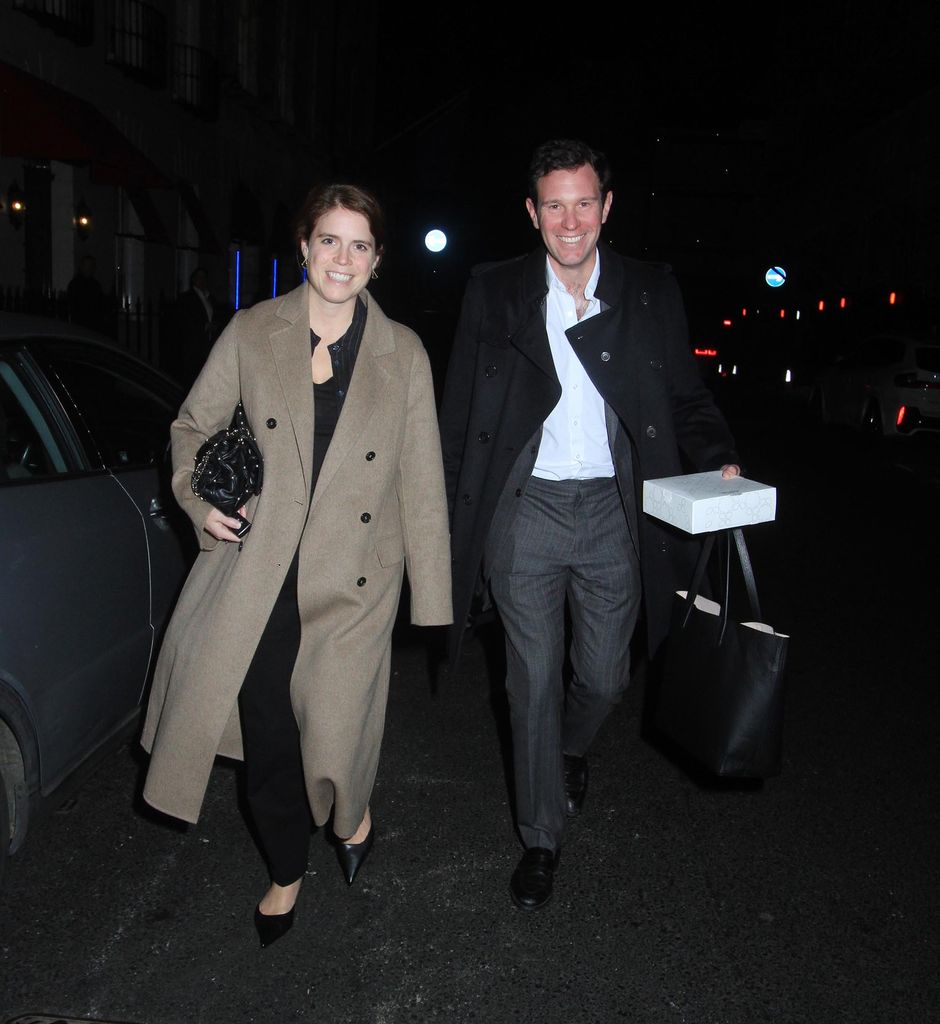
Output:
[0, 61, 170, 189]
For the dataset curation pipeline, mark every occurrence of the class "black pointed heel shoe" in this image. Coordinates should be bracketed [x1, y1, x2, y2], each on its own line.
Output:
[335, 824, 374, 885]
[254, 905, 295, 948]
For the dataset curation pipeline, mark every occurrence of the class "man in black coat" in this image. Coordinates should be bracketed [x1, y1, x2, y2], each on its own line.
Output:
[439, 139, 740, 910]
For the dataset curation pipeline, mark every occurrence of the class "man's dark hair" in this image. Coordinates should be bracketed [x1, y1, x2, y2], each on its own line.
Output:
[527, 139, 612, 203]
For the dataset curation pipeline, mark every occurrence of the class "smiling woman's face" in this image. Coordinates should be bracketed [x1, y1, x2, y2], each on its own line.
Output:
[301, 206, 378, 311]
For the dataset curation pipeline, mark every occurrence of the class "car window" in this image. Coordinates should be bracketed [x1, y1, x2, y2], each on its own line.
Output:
[915, 347, 940, 373]
[853, 338, 906, 367]
[0, 358, 69, 482]
[41, 343, 178, 469]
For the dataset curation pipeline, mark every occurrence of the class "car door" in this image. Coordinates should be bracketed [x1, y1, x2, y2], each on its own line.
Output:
[36, 339, 193, 637]
[0, 343, 154, 795]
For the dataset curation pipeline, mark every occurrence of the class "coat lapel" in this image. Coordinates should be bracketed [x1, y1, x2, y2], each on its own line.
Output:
[268, 284, 314, 493]
[507, 248, 557, 382]
[310, 289, 392, 511]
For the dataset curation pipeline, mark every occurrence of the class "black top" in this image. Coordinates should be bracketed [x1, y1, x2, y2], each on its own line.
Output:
[309, 296, 366, 416]
[311, 375, 339, 496]
[308, 299, 365, 495]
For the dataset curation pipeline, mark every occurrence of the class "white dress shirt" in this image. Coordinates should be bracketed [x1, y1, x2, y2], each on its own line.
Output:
[532, 252, 615, 481]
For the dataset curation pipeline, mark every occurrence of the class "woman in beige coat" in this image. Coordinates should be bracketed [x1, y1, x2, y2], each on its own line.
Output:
[141, 183, 452, 946]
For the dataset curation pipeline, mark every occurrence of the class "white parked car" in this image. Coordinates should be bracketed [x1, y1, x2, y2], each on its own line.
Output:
[811, 334, 940, 436]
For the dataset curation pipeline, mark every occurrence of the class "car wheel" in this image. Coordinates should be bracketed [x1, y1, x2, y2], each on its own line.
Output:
[863, 401, 883, 436]
[0, 770, 9, 889]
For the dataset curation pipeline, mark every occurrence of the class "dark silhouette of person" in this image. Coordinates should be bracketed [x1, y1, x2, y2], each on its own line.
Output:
[66, 255, 106, 333]
[169, 267, 216, 387]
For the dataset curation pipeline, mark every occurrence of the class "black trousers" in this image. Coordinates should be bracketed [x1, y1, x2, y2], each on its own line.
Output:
[238, 552, 313, 885]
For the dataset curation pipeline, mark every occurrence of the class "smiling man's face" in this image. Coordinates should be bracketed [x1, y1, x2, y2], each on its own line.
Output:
[525, 163, 612, 281]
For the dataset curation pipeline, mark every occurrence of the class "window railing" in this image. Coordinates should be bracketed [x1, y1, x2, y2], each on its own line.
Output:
[106, 0, 167, 88]
[173, 43, 219, 120]
[13, 0, 94, 45]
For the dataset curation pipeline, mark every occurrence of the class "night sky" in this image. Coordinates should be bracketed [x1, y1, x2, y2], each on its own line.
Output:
[365, 5, 939, 342]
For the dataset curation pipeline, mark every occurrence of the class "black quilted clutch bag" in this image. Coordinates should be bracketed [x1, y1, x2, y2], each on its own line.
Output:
[191, 401, 264, 536]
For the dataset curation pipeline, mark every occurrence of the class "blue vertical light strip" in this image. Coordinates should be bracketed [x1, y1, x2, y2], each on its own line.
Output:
[272, 257, 278, 298]
[234, 249, 241, 310]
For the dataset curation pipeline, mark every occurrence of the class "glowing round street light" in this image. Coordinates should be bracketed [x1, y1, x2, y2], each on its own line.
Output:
[424, 229, 447, 253]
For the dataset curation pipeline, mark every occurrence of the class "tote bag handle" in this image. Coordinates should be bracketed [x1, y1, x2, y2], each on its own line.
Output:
[680, 528, 762, 644]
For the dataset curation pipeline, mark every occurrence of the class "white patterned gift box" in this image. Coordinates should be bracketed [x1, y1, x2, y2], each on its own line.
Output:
[642, 471, 776, 534]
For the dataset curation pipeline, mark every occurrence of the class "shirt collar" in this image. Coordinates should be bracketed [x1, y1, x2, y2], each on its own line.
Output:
[545, 248, 601, 302]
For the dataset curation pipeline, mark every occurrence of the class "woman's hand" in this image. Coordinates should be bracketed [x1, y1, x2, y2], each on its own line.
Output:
[203, 506, 248, 543]
[720, 464, 741, 479]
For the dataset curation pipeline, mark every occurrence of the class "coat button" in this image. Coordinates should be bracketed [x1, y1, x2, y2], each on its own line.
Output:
[357, 577, 367, 587]
[650, 359, 663, 370]
[365, 451, 376, 460]
[485, 364, 498, 377]
[530, 445, 537, 454]
[462, 494, 473, 505]
[360, 512, 371, 523]
[515, 488, 522, 497]
[646, 425, 657, 438]
[601, 351, 611, 362]
[478, 431, 490, 443]
[266, 418, 277, 429]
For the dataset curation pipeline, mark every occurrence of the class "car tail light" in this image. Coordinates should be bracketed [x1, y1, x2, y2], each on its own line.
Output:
[896, 405, 907, 427]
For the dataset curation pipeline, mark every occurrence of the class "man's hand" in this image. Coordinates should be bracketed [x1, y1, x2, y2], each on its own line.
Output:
[720, 464, 741, 479]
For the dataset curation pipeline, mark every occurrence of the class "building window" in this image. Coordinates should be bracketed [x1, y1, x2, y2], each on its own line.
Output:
[106, 0, 167, 88]
[173, 44, 219, 119]
[13, 0, 94, 45]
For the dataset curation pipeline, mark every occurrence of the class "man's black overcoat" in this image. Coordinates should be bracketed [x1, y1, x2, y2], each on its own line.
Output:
[439, 246, 739, 662]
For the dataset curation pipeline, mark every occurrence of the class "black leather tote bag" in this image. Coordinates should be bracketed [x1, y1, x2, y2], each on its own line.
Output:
[656, 528, 788, 778]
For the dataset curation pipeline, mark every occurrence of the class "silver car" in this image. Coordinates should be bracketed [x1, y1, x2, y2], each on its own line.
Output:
[0, 313, 192, 883]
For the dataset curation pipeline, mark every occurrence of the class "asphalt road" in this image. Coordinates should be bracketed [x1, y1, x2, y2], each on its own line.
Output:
[2, 395, 938, 1024]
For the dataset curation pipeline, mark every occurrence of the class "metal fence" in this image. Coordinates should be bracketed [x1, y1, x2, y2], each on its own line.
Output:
[0, 286, 168, 368]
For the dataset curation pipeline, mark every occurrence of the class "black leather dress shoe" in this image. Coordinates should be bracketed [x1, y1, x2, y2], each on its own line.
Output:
[510, 847, 560, 911]
[563, 753, 589, 818]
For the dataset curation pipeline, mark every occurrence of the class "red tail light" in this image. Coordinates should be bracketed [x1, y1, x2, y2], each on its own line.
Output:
[896, 406, 907, 427]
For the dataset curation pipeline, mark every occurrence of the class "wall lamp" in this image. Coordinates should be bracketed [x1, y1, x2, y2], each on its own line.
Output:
[74, 198, 92, 240]
[7, 181, 25, 229]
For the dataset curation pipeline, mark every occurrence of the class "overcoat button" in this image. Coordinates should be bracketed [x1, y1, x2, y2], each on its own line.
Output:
[266, 418, 277, 429]
[646, 425, 657, 438]
[357, 577, 367, 587]
[485, 364, 498, 377]
[650, 359, 663, 370]
[360, 512, 371, 523]
[601, 351, 611, 362]
[365, 451, 376, 460]
[462, 494, 473, 505]
[478, 431, 490, 443]
[530, 445, 537, 454]
[515, 488, 522, 497]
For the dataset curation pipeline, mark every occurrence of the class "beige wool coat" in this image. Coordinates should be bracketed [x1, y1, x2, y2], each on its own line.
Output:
[141, 284, 452, 836]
